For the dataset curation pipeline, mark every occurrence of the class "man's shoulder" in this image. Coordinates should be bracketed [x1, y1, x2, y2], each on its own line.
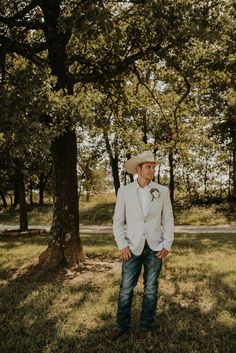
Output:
[118, 181, 135, 193]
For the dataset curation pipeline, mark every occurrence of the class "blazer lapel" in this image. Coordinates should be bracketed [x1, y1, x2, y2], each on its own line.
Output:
[131, 182, 143, 217]
[146, 183, 161, 216]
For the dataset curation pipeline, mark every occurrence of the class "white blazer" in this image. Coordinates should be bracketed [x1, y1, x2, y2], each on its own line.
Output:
[113, 181, 174, 255]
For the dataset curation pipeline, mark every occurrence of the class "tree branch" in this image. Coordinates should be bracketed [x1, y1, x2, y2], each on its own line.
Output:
[0, 0, 39, 21]
[132, 64, 167, 120]
[172, 73, 191, 139]
[156, 50, 192, 139]
[0, 35, 48, 66]
[0, 18, 45, 30]
[72, 43, 163, 85]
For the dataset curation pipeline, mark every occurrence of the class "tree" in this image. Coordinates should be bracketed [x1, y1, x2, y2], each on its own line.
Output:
[1, 0, 159, 267]
[1, 0, 228, 268]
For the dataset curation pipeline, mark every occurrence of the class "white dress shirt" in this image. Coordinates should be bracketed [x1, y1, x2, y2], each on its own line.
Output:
[136, 180, 154, 218]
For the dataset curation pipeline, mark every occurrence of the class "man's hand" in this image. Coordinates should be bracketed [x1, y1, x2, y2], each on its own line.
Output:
[156, 248, 169, 259]
[121, 246, 132, 261]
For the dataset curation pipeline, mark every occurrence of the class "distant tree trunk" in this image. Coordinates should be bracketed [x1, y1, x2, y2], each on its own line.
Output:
[228, 161, 231, 198]
[182, 161, 193, 202]
[126, 153, 134, 183]
[142, 109, 148, 144]
[0, 190, 7, 208]
[157, 164, 161, 184]
[168, 151, 174, 204]
[29, 180, 33, 206]
[204, 157, 208, 197]
[86, 191, 90, 202]
[232, 139, 236, 198]
[13, 179, 19, 207]
[186, 172, 192, 200]
[38, 172, 47, 206]
[6, 193, 13, 206]
[104, 133, 120, 194]
[14, 160, 28, 231]
[39, 129, 84, 268]
[153, 141, 161, 183]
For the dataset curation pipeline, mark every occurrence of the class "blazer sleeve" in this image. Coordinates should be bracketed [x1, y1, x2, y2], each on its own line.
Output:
[161, 187, 174, 251]
[113, 187, 129, 250]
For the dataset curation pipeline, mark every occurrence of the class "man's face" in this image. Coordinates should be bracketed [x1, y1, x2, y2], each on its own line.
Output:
[136, 162, 156, 180]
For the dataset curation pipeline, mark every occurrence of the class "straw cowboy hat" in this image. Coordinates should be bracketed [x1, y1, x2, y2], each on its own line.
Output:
[125, 151, 160, 174]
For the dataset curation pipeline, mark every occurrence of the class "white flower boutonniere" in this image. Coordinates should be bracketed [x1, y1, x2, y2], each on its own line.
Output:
[150, 188, 160, 201]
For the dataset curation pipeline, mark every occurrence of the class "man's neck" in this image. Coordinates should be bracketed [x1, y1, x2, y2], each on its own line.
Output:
[137, 177, 151, 188]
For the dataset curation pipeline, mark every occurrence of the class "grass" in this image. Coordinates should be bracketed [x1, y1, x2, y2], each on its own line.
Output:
[174, 204, 236, 225]
[0, 231, 236, 353]
[0, 193, 235, 226]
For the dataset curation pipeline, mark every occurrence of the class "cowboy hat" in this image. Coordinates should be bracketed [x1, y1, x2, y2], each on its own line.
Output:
[125, 151, 160, 174]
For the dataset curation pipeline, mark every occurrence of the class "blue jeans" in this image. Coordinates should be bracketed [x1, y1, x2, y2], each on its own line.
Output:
[117, 242, 162, 332]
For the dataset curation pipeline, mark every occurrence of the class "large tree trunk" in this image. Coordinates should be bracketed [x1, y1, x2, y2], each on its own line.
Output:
[39, 129, 84, 268]
[37, 2, 84, 268]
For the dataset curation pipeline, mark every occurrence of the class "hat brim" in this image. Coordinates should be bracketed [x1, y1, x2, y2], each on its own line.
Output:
[125, 157, 158, 174]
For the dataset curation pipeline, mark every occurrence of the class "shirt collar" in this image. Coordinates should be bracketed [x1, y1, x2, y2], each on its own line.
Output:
[136, 180, 154, 190]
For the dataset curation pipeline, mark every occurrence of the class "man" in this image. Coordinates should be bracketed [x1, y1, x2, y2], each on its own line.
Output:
[112, 150, 174, 342]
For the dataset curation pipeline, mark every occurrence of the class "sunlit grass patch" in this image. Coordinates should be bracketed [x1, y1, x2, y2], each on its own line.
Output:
[175, 205, 236, 225]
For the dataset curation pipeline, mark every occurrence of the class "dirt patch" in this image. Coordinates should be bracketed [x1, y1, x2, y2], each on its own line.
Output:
[5, 257, 121, 285]
[62, 258, 121, 283]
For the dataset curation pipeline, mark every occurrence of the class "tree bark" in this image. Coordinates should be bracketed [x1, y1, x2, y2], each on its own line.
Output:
[39, 129, 84, 268]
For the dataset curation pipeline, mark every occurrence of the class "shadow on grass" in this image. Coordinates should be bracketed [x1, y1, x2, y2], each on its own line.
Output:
[0, 265, 100, 353]
[0, 232, 235, 353]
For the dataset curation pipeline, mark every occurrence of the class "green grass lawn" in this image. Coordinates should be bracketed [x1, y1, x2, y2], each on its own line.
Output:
[0, 231, 235, 353]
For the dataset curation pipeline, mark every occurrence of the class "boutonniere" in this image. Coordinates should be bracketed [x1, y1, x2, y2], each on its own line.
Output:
[150, 188, 160, 201]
